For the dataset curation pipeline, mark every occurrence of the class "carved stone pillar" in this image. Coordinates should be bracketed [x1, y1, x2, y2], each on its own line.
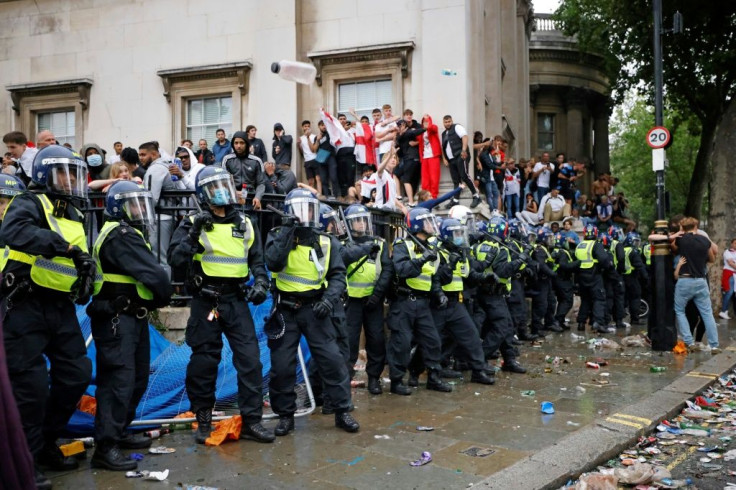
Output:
[593, 103, 612, 175]
[565, 88, 585, 161]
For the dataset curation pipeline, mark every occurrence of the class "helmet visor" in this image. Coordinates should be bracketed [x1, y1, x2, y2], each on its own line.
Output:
[527, 230, 537, 244]
[49, 162, 88, 199]
[632, 237, 641, 249]
[119, 191, 155, 228]
[420, 214, 439, 236]
[201, 174, 237, 206]
[446, 225, 468, 247]
[346, 211, 373, 237]
[287, 197, 320, 227]
[545, 234, 555, 247]
[322, 209, 347, 236]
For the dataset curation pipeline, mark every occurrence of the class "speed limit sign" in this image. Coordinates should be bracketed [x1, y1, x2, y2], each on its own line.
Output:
[646, 126, 671, 149]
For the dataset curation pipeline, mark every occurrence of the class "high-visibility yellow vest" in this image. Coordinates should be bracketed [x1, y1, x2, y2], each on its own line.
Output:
[4, 194, 87, 292]
[642, 245, 651, 266]
[274, 234, 331, 293]
[191, 214, 254, 279]
[346, 239, 384, 298]
[402, 239, 438, 292]
[575, 240, 597, 270]
[92, 221, 153, 300]
[473, 240, 511, 292]
[440, 249, 469, 292]
[623, 246, 634, 275]
[611, 240, 620, 268]
[535, 243, 555, 270]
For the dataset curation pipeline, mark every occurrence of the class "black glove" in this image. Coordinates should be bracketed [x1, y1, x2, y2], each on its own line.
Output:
[365, 294, 381, 307]
[570, 260, 582, 269]
[436, 293, 448, 310]
[420, 249, 438, 264]
[518, 252, 531, 263]
[313, 299, 333, 319]
[483, 272, 500, 285]
[281, 214, 299, 227]
[190, 211, 213, 240]
[448, 252, 463, 268]
[370, 243, 381, 255]
[246, 281, 269, 305]
[68, 246, 96, 304]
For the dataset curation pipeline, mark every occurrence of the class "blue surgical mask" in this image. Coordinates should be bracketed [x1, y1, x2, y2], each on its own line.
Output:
[453, 237, 465, 246]
[211, 188, 231, 206]
[87, 154, 103, 167]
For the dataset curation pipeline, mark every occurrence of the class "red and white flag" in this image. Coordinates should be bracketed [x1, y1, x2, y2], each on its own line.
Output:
[353, 122, 375, 165]
[320, 108, 350, 148]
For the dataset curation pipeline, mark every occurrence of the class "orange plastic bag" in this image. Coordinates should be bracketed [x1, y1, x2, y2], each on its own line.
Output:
[673, 340, 688, 355]
[205, 415, 242, 446]
[78, 395, 97, 415]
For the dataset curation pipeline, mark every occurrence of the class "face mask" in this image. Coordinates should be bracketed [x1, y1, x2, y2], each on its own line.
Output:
[87, 154, 103, 167]
[452, 237, 465, 246]
[211, 188, 231, 206]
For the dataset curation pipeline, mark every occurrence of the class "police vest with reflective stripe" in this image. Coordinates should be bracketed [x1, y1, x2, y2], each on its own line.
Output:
[191, 214, 254, 279]
[611, 240, 620, 268]
[575, 240, 597, 270]
[402, 239, 438, 292]
[346, 239, 384, 298]
[92, 221, 153, 300]
[4, 194, 87, 292]
[440, 249, 469, 292]
[473, 240, 511, 292]
[274, 234, 331, 292]
[623, 246, 634, 275]
[642, 245, 651, 266]
[535, 243, 555, 270]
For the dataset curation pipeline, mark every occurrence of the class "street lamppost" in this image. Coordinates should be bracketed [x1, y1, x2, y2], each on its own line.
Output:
[649, 0, 682, 351]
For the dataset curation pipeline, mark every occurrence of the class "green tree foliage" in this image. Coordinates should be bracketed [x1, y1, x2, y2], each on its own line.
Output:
[610, 96, 700, 227]
[555, 0, 736, 218]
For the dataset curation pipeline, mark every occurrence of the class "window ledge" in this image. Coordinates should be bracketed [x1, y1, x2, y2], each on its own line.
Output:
[157, 61, 252, 102]
[6, 78, 93, 114]
[307, 41, 415, 86]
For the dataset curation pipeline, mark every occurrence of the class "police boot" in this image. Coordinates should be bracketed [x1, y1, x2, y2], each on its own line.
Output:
[38, 441, 79, 470]
[518, 330, 539, 341]
[241, 422, 276, 443]
[407, 372, 419, 387]
[439, 367, 463, 379]
[501, 359, 527, 374]
[274, 416, 295, 437]
[194, 408, 212, 444]
[368, 376, 383, 395]
[390, 379, 412, 396]
[510, 336, 523, 345]
[593, 322, 615, 334]
[546, 322, 564, 333]
[335, 411, 360, 433]
[91, 444, 137, 471]
[426, 370, 453, 392]
[119, 432, 152, 449]
[577, 323, 586, 332]
[470, 370, 495, 385]
[323, 401, 354, 415]
[35, 466, 52, 490]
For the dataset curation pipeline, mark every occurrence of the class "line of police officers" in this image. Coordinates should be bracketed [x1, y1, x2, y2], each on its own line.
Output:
[0, 145, 650, 490]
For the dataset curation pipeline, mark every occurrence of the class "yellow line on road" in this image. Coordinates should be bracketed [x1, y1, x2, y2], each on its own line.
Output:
[605, 417, 645, 429]
[686, 372, 719, 379]
[610, 413, 651, 424]
[666, 445, 697, 471]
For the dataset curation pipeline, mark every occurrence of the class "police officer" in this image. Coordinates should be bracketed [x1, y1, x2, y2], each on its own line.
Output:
[473, 217, 527, 374]
[623, 232, 649, 325]
[388, 208, 452, 395]
[529, 227, 561, 335]
[264, 189, 359, 434]
[0, 145, 95, 489]
[505, 219, 538, 341]
[169, 166, 274, 444]
[343, 203, 393, 395]
[0, 175, 26, 256]
[88, 181, 172, 470]
[551, 232, 580, 328]
[604, 226, 628, 329]
[575, 225, 613, 333]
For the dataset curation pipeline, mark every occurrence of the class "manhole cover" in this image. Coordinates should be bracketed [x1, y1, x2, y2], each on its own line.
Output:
[460, 446, 495, 457]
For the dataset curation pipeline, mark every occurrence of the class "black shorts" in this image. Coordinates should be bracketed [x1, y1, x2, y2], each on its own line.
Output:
[399, 159, 420, 187]
[304, 159, 318, 179]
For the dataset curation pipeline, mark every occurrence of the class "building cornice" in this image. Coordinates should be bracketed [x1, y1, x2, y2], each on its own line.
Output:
[307, 41, 415, 86]
[156, 61, 252, 102]
[6, 78, 93, 114]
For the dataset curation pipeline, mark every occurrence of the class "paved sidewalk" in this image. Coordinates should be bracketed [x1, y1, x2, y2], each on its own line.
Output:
[49, 320, 735, 489]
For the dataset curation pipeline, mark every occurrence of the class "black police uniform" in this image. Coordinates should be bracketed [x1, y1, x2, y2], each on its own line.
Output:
[264, 224, 356, 430]
[0, 192, 93, 462]
[551, 245, 580, 327]
[603, 241, 627, 328]
[623, 247, 649, 324]
[576, 240, 612, 329]
[530, 243, 558, 335]
[90, 221, 172, 456]
[169, 207, 270, 432]
[506, 239, 535, 340]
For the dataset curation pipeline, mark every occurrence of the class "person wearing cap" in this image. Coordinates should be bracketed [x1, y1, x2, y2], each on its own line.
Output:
[272, 123, 293, 169]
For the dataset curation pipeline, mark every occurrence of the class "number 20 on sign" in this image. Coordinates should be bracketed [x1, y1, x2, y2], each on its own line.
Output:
[646, 126, 671, 149]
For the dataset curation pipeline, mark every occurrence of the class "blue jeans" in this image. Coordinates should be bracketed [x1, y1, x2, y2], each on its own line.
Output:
[484, 180, 499, 211]
[675, 277, 719, 347]
[504, 193, 520, 220]
[537, 187, 549, 204]
[722, 275, 735, 312]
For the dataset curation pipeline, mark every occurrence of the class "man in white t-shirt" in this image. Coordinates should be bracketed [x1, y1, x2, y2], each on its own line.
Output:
[298, 120, 319, 192]
[374, 104, 399, 161]
[369, 151, 406, 213]
[440, 115, 481, 208]
[720, 238, 736, 319]
[532, 152, 555, 203]
[336, 113, 357, 196]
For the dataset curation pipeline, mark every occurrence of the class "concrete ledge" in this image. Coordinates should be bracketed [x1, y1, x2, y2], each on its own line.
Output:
[478, 350, 736, 489]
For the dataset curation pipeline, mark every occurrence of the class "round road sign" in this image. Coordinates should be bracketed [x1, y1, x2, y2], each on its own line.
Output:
[646, 126, 671, 149]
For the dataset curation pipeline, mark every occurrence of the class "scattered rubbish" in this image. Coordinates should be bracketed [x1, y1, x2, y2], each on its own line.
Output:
[409, 451, 432, 466]
[540, 401, 555, 414]
[205, 415, 242, 446]
[520, 390, 536, 397]
[699, 456, 712, 463]
[600, 372, 610, 377]
[575, 386, 586, 394]
[570, 472, 618, 490]
[589, 338, 621, 350]
[149, 446, 176, 454]
[60, 440, 85, 458]
[176, 485, 219, 490]
[350, 380, 366, 388]
[570, 332, 585, 340]
[416, 426, 434, 432]
[144, 428, 170, 439]
[474, 392, 480, 396]
[374, 435, 391, 440]
[682, 408, 715, 419]
[126, 471, 144, 478]
[460, 446, 495, 457]
[567, 421, 581, 427]
[126, 470, 170, 481]
[129, 453, 144, 461]
[586, 362, 600, 369]
[672, 340, 688, 355]
[620, 335, 650, 348]
[614, 462, 669, 485]
[73, 437, 95, 448]
[649, 366, 667, 373]
[724, 449, 736, 461]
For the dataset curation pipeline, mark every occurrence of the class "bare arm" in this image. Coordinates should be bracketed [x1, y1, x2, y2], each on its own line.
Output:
[674, 256, 686, 280]
[297, 181, 319, 195]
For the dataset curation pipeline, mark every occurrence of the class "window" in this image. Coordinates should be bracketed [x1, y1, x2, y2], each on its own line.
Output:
[337, 79, 392, 119]
[37, 110, 75, 147]
[186, 96, 232, 145]
[537, 113, 555, 151]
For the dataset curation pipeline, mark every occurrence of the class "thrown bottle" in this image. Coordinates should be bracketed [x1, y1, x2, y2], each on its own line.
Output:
[271, 60, 317, 85]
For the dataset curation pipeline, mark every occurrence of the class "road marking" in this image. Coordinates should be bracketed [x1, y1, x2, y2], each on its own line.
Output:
[610, 413, 651, 424]
[605, 417, 645, 429]
[666, 445, 697, 471]
[686, 371, 719, 379]
[726, 346, 736, 352]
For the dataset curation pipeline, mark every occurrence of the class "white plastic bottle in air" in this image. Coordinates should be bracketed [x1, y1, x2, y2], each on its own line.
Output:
[271, 60, 317, 85]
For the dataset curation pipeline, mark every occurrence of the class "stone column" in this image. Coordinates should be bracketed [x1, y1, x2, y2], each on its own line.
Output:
[593, 104, 611, 175]
[565, 88, 585, 161]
